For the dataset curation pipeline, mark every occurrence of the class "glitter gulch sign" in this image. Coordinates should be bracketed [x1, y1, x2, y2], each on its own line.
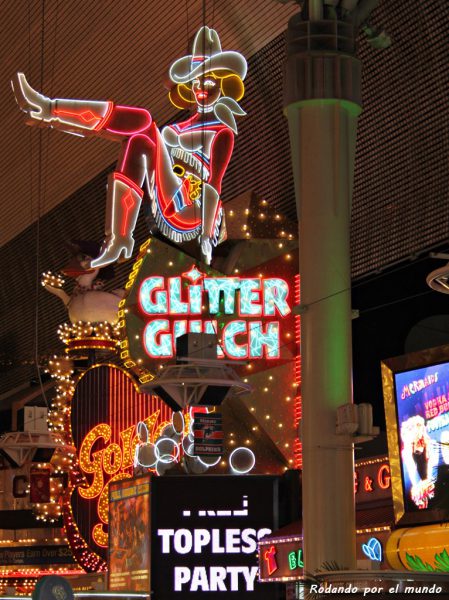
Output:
[137, 266, 292, 360]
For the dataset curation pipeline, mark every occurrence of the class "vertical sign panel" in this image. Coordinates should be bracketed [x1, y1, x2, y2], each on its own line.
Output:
[108, 476, 151, 592]
[151, 475, 280, 599]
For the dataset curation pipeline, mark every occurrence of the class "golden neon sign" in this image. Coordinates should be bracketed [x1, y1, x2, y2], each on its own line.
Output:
[78, 412, 162, 548]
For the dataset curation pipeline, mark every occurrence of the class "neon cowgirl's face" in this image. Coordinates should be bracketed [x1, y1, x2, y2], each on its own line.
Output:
[192, 76, 221, 108]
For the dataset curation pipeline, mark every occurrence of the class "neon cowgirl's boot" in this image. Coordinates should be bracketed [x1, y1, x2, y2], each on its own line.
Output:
[199, 184, 221, 265]
[90, 173, 143, 269]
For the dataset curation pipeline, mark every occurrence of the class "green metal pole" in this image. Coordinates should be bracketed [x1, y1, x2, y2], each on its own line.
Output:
[284, 11, 362, 573]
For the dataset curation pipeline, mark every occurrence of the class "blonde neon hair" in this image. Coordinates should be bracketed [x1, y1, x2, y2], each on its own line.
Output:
[169, 72, 245, 110]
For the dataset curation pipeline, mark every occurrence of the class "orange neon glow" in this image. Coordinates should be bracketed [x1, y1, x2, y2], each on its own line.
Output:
[77, 411, 163, 549]
[53, 108, 102, 124]
[121, 189, 136, 236]
[264, 546, 278, 576]
[377, 464, 391, 489]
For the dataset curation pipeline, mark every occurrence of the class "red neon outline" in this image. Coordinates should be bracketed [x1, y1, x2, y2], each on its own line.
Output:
[105, 105, 152, 136]
[143, 319, 174, 359]
[208, 127, 234, 195]
[237, 278, 262, 317]
[294, 273, 302, 469]
[377, 464, 391, 489]
[94, 101, 114, 130]
[119, 133, 155, 176]
[153, 115, 233, 234]
[264, 546, 278, 576]
[53, 108, 103, 125]
[120, 189, 136, 236]
[113, 172, 144, 197]
[364, 476, 374, 492]
[139, 276, 168, 316]
[222, 320, 249, 359]
[262, 277, 291, 317]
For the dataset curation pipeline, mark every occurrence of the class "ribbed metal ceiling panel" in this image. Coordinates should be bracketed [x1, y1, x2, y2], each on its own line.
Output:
[1, 0, 298, 246]
[351, 0, 448, 277]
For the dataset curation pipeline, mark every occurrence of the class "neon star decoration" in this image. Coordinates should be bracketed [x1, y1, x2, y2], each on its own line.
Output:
[12, 26, 247, 266]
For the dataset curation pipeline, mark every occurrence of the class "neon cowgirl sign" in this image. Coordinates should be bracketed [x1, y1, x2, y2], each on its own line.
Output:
[12, 27, 247, 266]
[137, 266, 291, 359]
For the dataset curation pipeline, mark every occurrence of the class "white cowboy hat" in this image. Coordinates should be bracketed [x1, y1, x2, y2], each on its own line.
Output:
[169, 26, 247, 85]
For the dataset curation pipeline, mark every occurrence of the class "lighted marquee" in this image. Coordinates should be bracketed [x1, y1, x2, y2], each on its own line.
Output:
[258, 536, 303, 583]
[139, 267, 290, 359]
[119, 240, 295, 379]
[68, 364, 172, 570]
[108, 476, 151, 591]
[150, 475, 286, 599]
[382, 345, 449, 525]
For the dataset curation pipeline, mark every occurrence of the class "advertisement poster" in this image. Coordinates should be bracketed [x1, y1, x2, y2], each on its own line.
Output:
[29, 468, 50, 503]
[395, 361, 449, 514]
[151, 475, 280, 600]
[108, 476, 151, 592]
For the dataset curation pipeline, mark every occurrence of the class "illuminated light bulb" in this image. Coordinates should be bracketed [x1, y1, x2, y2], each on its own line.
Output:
[168, 261, 173, 266]
[278, 243, 284, 248]
[245, 209, 250, 215]
[268, 376, 273, 380]
[278, 423, 283, 428]
[263, 387, 268, 392]
[250, 407, 255, 412]
[265, 415, 270, 420]
[229, 210, 234, 216]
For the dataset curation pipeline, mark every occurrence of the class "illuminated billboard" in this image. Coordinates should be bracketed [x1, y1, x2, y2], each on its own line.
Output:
[151, 475, 285, 599]
[109, 476, 151, 592]
[382, 345, 449, 525]
[119, 238, 296, 383]
[69, 364, 172, 569]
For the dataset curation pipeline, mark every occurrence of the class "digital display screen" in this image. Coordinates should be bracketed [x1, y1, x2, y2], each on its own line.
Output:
[394, 361, 449, 515]
[108, 476, 151, 592]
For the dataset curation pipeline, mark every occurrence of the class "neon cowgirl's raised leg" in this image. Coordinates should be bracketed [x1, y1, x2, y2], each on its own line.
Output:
[118, 133, 156, 186]
[90, 134, 156, 269]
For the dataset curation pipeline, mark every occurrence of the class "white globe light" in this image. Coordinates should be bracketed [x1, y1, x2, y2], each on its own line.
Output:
[229, 447, 255, 474]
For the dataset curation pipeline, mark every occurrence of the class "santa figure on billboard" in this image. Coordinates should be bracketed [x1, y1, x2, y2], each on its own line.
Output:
[13, 26, 247, 266]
